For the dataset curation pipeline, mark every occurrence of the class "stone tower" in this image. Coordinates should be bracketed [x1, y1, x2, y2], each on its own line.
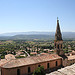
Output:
[54, 18, 64, 56]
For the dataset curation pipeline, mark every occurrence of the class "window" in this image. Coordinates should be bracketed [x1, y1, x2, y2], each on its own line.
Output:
[55, 43, 56, 48]
[47, 63, 49, 69]
[28, 67, 31, 73]
[38, 65, 41, 67]
[58, 45, 59, 49]
[56, 61, 58, 66]
[17, 69, 20, 75]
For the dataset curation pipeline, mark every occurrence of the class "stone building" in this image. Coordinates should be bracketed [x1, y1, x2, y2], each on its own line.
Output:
[0, 18, 74, 75]
[0, 54, 62, 75]
[46, 63, 75, 75]
[54, 18, 64, 56]
[67, 55, 75, 66]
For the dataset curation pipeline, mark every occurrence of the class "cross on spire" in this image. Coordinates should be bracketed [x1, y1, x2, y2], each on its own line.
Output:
[57, 17, 58, 20]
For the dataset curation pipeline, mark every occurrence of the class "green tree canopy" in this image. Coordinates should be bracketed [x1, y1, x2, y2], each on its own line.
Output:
[33, 66, 45, 75]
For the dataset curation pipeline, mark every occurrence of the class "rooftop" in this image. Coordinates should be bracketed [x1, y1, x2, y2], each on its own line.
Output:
[0, 54, 61, 68]
[67, 55, 75, 60]
[5, 54, 16, 60]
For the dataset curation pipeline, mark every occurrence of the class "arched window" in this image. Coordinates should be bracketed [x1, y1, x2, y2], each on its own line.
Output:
[58, 45, 59, 49]
[38, 65, 41, 67]
[28, 67, 31, 73]
[47, 63, 50, 69]
[55, 43, 56, 48]
[56, 61, 58, 66]
[17, 69, 20, 75]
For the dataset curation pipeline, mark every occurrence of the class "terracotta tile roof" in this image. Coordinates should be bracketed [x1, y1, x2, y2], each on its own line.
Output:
[1, 54, 61, 68]
[5, 54, 16, 60]
[40, 53, 48, 55]
[30, 52, 37, 55]
[0, 59, 10, 67]
[67, 55, 75, 60]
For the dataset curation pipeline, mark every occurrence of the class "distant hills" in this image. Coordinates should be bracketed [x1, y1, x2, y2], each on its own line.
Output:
[0, 32, 75, 40]
[0, 32, 55, 36]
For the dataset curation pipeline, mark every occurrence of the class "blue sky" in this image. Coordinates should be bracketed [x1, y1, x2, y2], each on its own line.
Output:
[0, 0, 75, 34]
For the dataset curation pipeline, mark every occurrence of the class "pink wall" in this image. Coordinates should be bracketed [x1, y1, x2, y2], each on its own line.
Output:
[2, 59, 62, 75]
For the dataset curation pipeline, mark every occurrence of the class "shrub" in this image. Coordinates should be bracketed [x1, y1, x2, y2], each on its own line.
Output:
[33, 66, 45, 75]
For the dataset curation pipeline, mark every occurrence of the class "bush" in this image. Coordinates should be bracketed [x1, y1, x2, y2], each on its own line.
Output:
[1, 55, 5, 59]
[33, 66, 45, 75]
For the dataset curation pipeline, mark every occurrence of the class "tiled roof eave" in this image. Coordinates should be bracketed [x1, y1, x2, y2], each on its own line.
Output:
[1, 57, 62, 69]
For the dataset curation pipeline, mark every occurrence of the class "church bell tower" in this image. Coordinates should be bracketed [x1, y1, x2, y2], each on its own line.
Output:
[54, 18, 64, 56]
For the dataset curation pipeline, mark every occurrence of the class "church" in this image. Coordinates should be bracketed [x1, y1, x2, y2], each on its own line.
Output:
[0, 18, 75, 75]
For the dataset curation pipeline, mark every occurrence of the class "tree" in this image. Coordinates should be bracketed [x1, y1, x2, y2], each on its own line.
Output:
[33, 66, 45, 75]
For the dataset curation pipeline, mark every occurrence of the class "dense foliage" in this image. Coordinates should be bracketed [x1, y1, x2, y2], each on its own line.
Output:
[33, 66, 45, 75]
[0, 40, 75, 59]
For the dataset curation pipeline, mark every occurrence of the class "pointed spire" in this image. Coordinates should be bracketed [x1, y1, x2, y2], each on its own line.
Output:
[55, 18, 62, 40]
[56, 18, 61, 34]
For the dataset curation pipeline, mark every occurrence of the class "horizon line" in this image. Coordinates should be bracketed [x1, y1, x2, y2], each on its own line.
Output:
[0, 31, 75, 34]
